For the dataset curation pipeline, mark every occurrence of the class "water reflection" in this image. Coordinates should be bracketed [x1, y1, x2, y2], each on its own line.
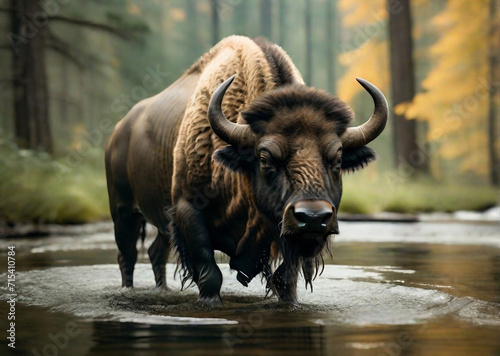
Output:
[330, 241, 500, 303]
[88, 321, 326, 355]
[0, 221, 499, 355]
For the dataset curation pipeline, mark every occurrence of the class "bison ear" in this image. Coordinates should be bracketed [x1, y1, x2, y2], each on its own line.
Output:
[213, 146, 256, 172]
[341, 146, 377, 173]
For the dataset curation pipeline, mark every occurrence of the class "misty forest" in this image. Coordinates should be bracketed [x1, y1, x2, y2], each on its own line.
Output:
[0, 0, 498, 224]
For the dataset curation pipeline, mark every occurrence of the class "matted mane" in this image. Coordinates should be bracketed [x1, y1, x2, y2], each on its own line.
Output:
[241, 85, 354, 136]
[171, 36, 305, 287]
[251, 37, 300, 87]
[172, 36, 304, 201]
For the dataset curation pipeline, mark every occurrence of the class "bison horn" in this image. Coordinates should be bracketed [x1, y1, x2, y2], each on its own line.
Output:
[341, 78, 388, 148]
[208, 74, 258, 148]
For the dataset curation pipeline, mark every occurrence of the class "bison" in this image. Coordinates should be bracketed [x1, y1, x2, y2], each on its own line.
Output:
[105, 36, 387, 305]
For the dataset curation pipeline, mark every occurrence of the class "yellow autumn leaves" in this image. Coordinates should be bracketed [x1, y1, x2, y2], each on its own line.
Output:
[338, 0, 498, 177]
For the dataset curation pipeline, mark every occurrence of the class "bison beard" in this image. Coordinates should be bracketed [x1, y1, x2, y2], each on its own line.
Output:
[105, 36, 387, 306]
[270, 234, 330, 303]
[170, 196, 332, 304]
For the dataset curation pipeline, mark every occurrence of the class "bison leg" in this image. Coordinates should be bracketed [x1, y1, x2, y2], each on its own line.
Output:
[114, 206, 144, 287]
[148, 231, 171, 288]
[272, 262, 299, 304]
[176, 198, 223, 306]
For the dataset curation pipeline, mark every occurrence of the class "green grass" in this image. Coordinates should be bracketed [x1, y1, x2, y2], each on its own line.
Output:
[341, 169, 499, 214]
[0, 136, 498, 224]
[0, 138, 110, 224]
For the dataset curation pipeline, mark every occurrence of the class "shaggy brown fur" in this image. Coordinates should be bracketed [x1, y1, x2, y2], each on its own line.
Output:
[172, 36, 304, 202]
[106, 35, 379, 305]
[170, 36, 306, 299]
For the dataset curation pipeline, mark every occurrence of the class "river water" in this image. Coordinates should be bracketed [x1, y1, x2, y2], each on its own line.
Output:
[0, 220, 499, 355]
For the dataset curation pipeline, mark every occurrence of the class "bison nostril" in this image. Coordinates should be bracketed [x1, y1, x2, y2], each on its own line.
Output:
[292, 209, 308, 228]
[290, 200, 335, 232]
[321, 212, 333, 227]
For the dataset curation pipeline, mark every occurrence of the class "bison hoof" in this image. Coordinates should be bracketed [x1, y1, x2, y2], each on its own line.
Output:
[196, 295, 223, 308]
[279, 295, 299, 305]
[275, 287, 298, 304]
[121, 279, 134, 288]
[153, 285, 172, 293]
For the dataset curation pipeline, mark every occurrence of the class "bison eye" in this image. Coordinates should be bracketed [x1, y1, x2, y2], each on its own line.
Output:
[327, 157, 341, 167]
[260, 152, 274, 168]
[259, 153, 277, 179]
[328, 157, 341, 172]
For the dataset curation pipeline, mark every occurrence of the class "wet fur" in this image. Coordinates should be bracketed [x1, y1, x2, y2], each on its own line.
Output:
[170, 37, 377, 301]
[170, 36, 309, 297]
[107, 35, 378, 303]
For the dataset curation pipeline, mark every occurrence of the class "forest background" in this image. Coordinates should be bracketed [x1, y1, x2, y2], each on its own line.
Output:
[0, 0, 498, 224]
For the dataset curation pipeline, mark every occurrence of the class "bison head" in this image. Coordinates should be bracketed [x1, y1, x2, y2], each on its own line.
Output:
[208, 75, 387, 301]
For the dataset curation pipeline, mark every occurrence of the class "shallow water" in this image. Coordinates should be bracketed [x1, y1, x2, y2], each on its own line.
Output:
[0, 221, 499, 355]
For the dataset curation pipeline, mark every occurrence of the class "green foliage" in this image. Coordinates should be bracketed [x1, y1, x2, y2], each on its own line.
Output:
[105, 11, 150, 33]
[0, 137, 109, 224]
[341, 170, 498, 214]
[0, 1, 497, 224]
[2, 127, 495, 224]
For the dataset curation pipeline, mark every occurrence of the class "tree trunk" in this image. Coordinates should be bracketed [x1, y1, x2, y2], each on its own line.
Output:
[186, 0, 199, 61]
[233, 0, 248, 36]
[260, 0, 272, 40]
[11, 0, 53, 153]
[210, 0, 220, 46]
[60, 53, 68, 132]
[326, 0, 336, 93]
[305, 0, 312, 85]
[488, 0, 499, 186]
[388, 0, 426, 175]
[278, 0, 286, 46]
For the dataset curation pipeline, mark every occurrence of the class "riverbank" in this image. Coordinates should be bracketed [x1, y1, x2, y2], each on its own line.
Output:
[2, 207, 498, 238]
[3, 139, 498, 231]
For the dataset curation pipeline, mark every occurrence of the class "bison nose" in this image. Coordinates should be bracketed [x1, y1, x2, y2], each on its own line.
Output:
[290, 200, 334, 233]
